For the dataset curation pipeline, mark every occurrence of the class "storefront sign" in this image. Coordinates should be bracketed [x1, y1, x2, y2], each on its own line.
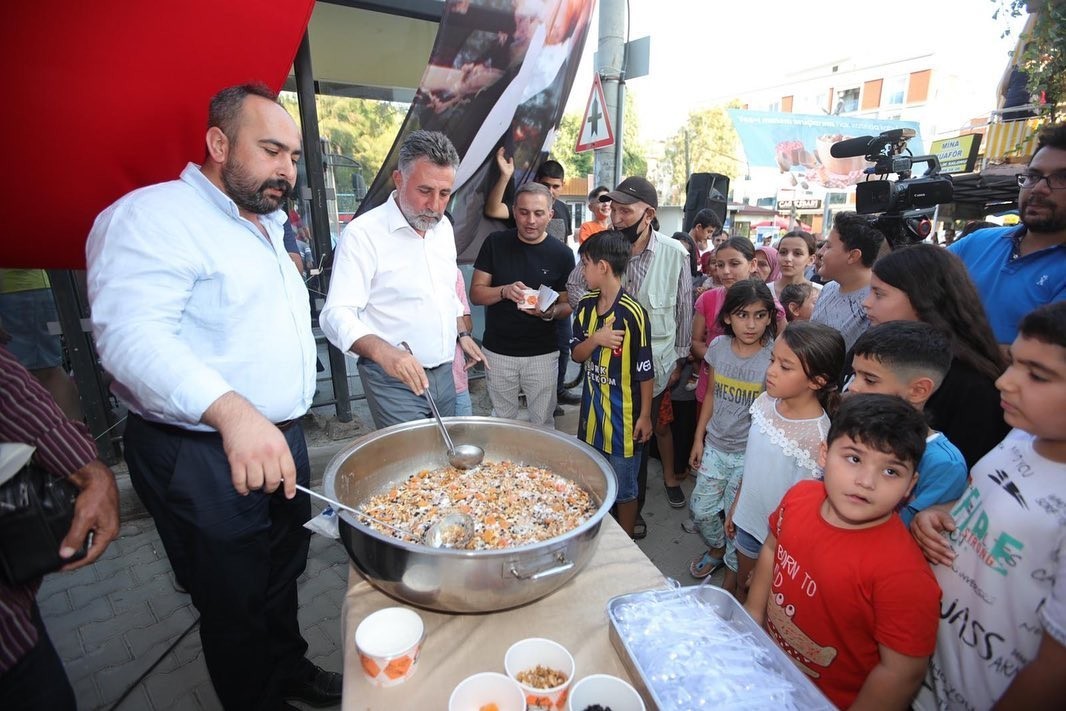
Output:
[777, 197, 823, 211]
[929, 134, 983, 174]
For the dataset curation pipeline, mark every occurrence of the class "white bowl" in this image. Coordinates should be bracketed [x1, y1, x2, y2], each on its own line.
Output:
[449, 672, 526, 711]
[354, 607, 424, 687]
[568, 674, 645, 711]
[504, 637, 575, 708]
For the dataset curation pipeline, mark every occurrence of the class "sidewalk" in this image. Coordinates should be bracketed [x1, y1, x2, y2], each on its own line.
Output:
[39, 380, 720, 710]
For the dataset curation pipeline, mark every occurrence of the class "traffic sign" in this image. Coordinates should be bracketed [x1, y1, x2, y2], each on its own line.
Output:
[575, 74, 614, 153]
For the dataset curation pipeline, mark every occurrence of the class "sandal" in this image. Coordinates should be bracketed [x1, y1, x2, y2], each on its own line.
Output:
[632, 515, 648, 540]
[689, 550, 723, 578]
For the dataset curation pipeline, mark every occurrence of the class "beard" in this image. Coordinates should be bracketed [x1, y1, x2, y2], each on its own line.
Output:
[221, 157, 292, 215]
[396, 193, 442, 232]
[1020, 195, 1066, 233]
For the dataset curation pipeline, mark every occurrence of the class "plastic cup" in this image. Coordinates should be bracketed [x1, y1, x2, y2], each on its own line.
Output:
[449, 672, 526, 711]
[354, 607, 424, 687]
[504, 638, 575, 710]
[567, 674, 645, 711]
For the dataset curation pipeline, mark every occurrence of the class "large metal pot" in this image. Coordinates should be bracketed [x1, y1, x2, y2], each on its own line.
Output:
[323, 416, 616, 613]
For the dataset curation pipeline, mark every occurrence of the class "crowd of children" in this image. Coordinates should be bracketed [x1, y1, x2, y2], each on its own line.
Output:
[568, 220, 1066, 709]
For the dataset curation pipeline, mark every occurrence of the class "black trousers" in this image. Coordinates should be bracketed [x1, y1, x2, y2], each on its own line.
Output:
[636, 390, 667, 514]
[124, 414, 312, 711]
[0, 603, 76, 711]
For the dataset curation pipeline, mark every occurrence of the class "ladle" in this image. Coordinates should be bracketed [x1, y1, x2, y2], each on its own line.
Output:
[295, 483, 473, 549]
[400, 341, 485, 469]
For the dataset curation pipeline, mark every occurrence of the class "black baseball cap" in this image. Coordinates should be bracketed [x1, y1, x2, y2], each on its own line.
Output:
[600, 176, 658, 209]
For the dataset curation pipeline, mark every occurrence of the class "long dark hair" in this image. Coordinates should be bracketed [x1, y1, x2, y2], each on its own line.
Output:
[779, 322, 846, 415]
[716, 279, 778, 344]
[871, 245, 1005, 380]
[716, 237, 756, 262]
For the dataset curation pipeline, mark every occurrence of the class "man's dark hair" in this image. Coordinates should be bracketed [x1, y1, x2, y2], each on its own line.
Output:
[692, 208, 723, 231]
[1018, 301, 1066, 350]
[588, 185, 610, 201]
[852, 321, 952, 388]
[1033, 122, 1066, 158]
[398, 130, 460, 175]
[580, 230, 630, 277]
[832, 211, 885, 267]
[208, 83, 278, 143]
[827, 393, 928, 469]
[535, 160, 565, 181]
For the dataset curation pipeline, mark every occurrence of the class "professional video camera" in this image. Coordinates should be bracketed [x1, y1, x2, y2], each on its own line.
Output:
[830, 128, 954, 247]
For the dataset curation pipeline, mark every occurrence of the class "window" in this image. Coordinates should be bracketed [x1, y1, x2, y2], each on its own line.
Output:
[884, 76, 907, 106]
[835, 87, 859, 114]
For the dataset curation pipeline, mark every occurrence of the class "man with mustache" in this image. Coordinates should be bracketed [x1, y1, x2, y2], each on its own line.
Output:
[87, 84, 338, 709]
[950, 123, 1066, 346]
[321, 130, 484, 429]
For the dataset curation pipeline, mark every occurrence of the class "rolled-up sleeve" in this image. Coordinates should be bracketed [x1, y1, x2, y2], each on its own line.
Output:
[320, 222, 377, 353]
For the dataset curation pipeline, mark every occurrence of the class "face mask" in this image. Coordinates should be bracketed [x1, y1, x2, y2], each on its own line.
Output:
[619, 211, 647, 243]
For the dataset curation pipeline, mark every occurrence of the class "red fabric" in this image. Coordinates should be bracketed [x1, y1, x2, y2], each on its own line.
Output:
[764, 481, 940, 709]
[2, 0, 315, 269]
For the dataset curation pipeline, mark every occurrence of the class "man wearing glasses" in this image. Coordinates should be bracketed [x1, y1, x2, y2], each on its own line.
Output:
[950, 123, 1066, 345]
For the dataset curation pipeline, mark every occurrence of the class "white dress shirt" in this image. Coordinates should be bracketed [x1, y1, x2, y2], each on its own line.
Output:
[320, 193, 463, 368]
[86, 163, 316, 430]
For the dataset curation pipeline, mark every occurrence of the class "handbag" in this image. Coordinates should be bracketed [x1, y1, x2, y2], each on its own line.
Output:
[0, 444, 83, 586]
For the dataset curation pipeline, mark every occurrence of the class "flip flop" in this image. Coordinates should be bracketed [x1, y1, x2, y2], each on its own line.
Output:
[632, 516, 647, 540]
[689, 550, 724, 578]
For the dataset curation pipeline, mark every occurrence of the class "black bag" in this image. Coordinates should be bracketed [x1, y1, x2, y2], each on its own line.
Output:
[0, 462, 83, 585]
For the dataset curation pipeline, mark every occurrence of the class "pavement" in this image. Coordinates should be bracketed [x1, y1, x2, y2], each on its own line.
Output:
[38, 376, 724, 710]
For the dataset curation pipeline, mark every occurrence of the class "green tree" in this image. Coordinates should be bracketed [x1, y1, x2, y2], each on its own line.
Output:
[995, 1, 1066, 121]
[661, 103, 742, 204]
[550, 92, 645, 181]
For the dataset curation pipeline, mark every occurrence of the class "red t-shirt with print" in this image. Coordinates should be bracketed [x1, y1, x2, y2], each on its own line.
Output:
[765, 480, 940, 709]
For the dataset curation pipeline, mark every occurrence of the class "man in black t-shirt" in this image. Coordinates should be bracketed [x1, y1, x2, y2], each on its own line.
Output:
[471, 182, 574, 427]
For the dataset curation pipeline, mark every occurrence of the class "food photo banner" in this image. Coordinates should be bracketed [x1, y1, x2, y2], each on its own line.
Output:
[728, 110, 924, 191]
[357, 0, 596, 263]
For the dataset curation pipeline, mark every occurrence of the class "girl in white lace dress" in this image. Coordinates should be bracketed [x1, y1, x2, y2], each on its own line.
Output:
[727, 322, 845, 602]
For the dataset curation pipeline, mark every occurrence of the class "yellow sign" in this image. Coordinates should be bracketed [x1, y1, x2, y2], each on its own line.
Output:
[929, 134, 982, 174]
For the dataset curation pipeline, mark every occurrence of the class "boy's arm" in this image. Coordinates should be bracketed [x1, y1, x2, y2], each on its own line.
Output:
[744, 531, 776, 625]
[992, 632, 1066, 709]
[633, 378, 654, 443]
[847, 645, 929, 711]
[573, 326, 623, 363]
[909, 502, 958, 566]
[484, 148, 513, 220]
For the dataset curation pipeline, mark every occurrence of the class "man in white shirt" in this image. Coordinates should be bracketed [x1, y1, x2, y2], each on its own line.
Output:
[86, 84, 338, 710]
[321, 131, 485, 428]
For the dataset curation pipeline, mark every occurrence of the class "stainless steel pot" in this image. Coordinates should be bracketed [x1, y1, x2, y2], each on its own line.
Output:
[322, 416, 617, 613]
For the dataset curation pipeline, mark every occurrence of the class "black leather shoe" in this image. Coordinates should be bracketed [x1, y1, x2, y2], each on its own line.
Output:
[282, 663, 342, 707]
[557, 389, 582, 405]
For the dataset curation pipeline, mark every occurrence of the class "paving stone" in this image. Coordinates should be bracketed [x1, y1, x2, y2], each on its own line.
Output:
[50, 625, 85, 662]
[170, 627, 205, 666]
[63, 633, 131, 686]
[132, 554, 177, 585]
[301, 622, 336, 662]
[110, 573, 173, 616]
[193, 681, 224, 710]
[70, 671, 102, 711]
[39, 560, 98, 596]
[97, 669, 152, 711]
[37, 586, 71, 617]
[114, 540, 167, 578]
[43, 596, 113, 643]
[69, 569, 133, 609]
[144, 653, 219, 710]
[298, 588, 343, 629]
[81, 602, 154, 652]
[125, 605, 198, 659]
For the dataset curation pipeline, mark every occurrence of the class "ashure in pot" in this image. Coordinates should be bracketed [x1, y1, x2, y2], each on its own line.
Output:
[323, 417, 617, 613]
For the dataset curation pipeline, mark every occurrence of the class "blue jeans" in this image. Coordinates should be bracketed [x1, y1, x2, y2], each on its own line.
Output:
[598, 445, 642, 503]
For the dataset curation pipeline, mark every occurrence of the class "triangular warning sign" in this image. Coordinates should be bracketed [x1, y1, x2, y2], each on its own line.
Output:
[575, 74, 615, 153]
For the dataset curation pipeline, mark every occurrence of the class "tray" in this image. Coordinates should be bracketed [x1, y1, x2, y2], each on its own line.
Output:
[607, 584, 834, 710]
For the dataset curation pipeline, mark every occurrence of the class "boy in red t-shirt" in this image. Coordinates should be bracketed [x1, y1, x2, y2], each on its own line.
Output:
[745, 394, 941, 709]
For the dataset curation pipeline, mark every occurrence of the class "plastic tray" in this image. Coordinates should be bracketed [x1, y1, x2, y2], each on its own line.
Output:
[607, 584, 834, 710]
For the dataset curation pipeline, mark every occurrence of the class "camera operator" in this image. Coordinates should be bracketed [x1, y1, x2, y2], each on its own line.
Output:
[949, 123, 1066, 347]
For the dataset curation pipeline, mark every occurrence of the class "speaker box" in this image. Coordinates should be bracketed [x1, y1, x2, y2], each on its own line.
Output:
[682, 173, 729, 232]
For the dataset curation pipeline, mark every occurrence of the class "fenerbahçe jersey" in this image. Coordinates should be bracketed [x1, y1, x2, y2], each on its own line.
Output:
[571, 288, 653, 457]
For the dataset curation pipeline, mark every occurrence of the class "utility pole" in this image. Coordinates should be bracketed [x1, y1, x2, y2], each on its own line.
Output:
[595, 0, 625, 189]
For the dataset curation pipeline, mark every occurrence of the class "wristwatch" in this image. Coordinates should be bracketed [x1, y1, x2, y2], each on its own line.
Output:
[457, 330, 471, 342]
[540, 304, 556, 322]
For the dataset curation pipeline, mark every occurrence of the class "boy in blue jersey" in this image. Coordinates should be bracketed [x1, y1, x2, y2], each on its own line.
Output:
[571, 230, 654, 537]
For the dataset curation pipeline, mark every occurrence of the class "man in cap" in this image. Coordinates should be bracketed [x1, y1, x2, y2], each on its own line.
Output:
[567, 176, 692, 538]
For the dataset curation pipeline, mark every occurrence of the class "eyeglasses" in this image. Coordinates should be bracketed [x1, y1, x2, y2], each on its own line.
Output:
[1017, 171, 1066, 190]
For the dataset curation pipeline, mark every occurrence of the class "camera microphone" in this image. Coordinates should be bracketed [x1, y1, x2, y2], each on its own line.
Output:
[829, 136, 876, 158]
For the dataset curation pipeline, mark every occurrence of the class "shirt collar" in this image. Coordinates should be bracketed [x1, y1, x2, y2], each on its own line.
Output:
[179, 162, 286, 228]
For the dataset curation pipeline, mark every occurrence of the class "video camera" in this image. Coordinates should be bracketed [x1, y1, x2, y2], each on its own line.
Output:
[830, 129, 954, 247]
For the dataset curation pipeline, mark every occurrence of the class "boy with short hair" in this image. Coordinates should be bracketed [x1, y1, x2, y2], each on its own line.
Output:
[810, 211, 885, 349]
[912, 301, 1066, 710]
[848, 321, 969, 525]
[570, 231, 654, 537]
[746, 394, 941, 710]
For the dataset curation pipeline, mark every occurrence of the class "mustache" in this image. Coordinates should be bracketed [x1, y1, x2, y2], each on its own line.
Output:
[260, 179, 293, 198]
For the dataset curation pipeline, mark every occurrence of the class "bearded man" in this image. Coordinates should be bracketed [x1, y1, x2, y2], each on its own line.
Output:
[949, 123, 1066, 345]
[321, 130, 484, 428]
[87, 84, 340, 709]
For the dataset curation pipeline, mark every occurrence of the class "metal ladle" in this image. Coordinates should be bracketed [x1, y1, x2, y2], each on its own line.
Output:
[400, 341, 485, 469]
[295, 484, 472, 549]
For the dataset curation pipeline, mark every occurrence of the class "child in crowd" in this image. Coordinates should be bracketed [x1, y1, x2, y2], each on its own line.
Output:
[687, 280, 778, 587]
[848, 322, 968, 526]
[772, 230, 822, 298]
[810, 211, 884, 350]
[779, 282, 817, 322]
[570, 231, 654, 538]
[911, 301, 1066, 710]
[453, 268, 474, 415]
[728, 321, 844, 601]
[746, 394, 941, 710]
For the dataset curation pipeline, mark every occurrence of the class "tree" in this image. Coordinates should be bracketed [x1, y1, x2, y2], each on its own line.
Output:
[995, 1, 1066, 121]
[661, 103, 742, 205]
[550, 92, 646, 182]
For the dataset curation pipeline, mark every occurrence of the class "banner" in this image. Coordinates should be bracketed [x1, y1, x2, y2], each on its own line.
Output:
[728, 110, 924, 191]
[358, 0, 596, 263]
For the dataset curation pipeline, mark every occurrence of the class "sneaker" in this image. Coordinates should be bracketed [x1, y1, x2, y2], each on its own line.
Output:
[689, 550, 724, 578]
[681, 518, 698, 534]
[665, 485, 686, 508]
